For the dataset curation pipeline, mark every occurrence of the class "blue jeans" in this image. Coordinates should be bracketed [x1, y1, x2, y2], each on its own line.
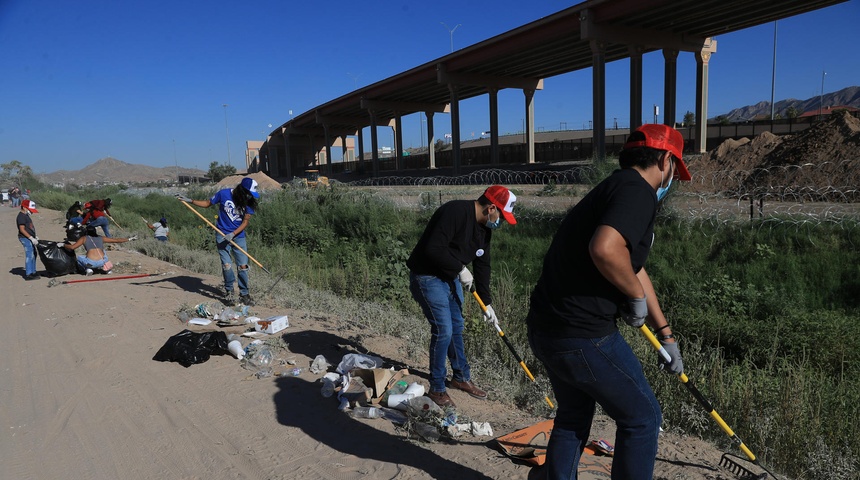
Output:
[409, 273, 471, 392]
[19, 237, 36, 275]
[76, 255, 107, 270]
[87, 216, 111, 237]
[528, 328, 662, 480]
[217, 234, 249, 295]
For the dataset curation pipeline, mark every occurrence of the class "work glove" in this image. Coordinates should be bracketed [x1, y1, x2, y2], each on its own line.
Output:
[29, 236, 39, 246]
[482, 304, 499, 329]
[619, 296, 648, 327]
[175, 194, 192, 203]
[658, 340, 684, 375]
[222, 232, 235, 244]
[458, 266, 474, 292]
[128, 235, 138, 241]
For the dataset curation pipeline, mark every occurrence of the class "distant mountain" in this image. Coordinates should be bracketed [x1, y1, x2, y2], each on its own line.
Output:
[43, 157, 207, 186]
[716, 86, 860, 121]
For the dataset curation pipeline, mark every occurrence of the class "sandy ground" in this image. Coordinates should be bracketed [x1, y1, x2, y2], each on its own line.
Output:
[2, 205, 770, 480]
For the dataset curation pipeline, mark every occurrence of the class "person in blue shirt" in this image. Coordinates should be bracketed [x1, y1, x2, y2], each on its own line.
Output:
[177, 177, 260, 306]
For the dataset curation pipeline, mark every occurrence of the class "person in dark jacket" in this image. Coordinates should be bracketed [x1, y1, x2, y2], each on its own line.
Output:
[406, 185, 517, 408]
[526, 124, 690, 479]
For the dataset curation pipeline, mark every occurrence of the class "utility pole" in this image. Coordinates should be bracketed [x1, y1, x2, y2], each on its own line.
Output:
[222, 104, 233, 167]
[173, 139, 179, 183]
[440, 22, 461, 53]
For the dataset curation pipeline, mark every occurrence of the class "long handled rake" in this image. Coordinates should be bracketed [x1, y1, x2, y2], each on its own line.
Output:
[179, 200, 271, 274]
[471, 289, 554, 409]
[639, 325, 775, 479]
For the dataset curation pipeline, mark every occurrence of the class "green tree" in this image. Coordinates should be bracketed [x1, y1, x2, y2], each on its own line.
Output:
[207, 162, 236, 182]
[786, 106, 800, 119]
[682, 110, 695, 127]
[1, 160, 35, 186]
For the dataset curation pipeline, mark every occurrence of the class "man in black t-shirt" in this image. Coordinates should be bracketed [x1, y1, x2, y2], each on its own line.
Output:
[407, 185, 517, 408]
[526, 124, 690, 479]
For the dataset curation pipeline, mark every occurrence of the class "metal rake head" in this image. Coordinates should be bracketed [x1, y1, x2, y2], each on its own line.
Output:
[719, 453, 768, 480]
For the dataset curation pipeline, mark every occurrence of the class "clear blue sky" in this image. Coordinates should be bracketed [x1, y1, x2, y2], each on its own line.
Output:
[1, 0, 858, 174]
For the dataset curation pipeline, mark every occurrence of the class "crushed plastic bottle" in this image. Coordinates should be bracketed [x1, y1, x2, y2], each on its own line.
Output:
[381, 380, 409, 404]
[309, 354, 329, 374]
[320, 378, 336, 398]
[413, 422, 441, 442]
[352, 406, 380, 419]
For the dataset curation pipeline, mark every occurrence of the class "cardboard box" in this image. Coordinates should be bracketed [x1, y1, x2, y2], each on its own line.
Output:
[254, 315, 289, 334]
[340, 376, 372, 406]
[351, 368, 410, 404]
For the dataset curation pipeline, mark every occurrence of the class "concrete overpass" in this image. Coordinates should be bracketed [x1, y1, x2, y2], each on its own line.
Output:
[255, 0, 847, 180]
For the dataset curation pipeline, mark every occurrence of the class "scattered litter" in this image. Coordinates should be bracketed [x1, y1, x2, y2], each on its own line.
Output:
[254, 315, 288, 334]
[310, 354, 330, 374]
[336, 353, 383, 374]
[241, 331, 267, 339]
[241, 343, 274, 377]
[590, 439, 614, 456]
[188, 318, 212, 326]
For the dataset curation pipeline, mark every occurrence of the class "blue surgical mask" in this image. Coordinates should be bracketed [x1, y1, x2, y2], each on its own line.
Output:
[486, 216, 502, 229]
[656, 177, 673, 201]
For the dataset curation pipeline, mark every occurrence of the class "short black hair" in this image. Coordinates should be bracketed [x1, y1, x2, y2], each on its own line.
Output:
[619, 131, 667, 170]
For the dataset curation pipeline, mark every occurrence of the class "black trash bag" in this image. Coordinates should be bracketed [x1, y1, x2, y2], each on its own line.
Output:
[152, 329, 230, 367]
[36, 240, 77, 276]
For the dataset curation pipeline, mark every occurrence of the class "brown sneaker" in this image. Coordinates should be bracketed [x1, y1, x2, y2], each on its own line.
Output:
[449, 379, 487, 399]
[427, 390, 456, 408]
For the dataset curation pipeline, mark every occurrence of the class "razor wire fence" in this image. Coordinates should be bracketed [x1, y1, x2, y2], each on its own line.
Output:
[335, 163, 860, 231]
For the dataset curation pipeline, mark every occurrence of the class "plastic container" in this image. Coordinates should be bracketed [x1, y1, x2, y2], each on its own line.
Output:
[320, 378, 336, 398]
[310, 355, 329, 374]
[387, 393, 416, 411]
[352, 406, 380, 419]
[227, 340, 244, 359]
[380, 380, 409, 404]
[404, 382, 425, 397]
[407, 395, 444, 415]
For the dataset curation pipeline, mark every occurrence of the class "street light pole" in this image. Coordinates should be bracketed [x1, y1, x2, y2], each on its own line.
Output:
[173, 139, 179, 183]
[440, 22, 461, 53]
[222, 104, 233, 167]
[819, 70, 827, 119]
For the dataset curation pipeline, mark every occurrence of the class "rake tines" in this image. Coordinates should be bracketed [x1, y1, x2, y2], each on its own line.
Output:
[719, 454, 768, 480]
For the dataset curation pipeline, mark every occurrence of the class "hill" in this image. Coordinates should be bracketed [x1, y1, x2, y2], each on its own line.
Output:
[42, 156, 206, 186]
[716, 85, 860, 121]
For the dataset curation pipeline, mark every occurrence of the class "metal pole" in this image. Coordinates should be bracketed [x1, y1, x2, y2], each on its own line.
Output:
[440, 22, 460, 53]
[770, 21, 777, 120]
[173, 139, 179, 183]
[819, 71, 827, 119]
[222, 104, 233, 167]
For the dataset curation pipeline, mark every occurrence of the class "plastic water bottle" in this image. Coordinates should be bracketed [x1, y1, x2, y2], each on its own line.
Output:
[352, 406, 380, 419]
[381, 380, 409, 404]
[320, 378, 336, 398]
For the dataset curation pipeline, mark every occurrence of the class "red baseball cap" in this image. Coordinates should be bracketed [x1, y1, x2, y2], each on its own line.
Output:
[22, 199, 39, 213]
[623, 124, 691, 181]
[483, 185, 517, 225]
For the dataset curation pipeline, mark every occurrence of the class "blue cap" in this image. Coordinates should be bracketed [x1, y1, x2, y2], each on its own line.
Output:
[240, 177, 260, 198]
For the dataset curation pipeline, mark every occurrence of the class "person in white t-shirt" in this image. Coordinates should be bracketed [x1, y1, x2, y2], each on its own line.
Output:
[145, 217, 170, 242]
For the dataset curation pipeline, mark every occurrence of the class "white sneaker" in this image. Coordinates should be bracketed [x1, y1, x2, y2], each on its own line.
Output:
[85, 268, 94, 276]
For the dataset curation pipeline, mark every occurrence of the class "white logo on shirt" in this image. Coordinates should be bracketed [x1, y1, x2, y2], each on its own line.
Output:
[224, 200, 242, 222]
[476, 249, 485, 257]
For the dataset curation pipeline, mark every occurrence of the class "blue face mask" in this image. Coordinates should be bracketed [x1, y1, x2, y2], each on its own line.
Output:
[486, 216, 502, 229]
[656, 177, 673, 201]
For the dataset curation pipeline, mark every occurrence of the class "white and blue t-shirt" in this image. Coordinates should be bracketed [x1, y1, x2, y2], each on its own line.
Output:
[210, 189, 255, 237]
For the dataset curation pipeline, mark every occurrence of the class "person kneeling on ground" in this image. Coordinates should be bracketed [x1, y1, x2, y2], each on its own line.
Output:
[406, 185, 518, 408]
[63, 225, 137, 275]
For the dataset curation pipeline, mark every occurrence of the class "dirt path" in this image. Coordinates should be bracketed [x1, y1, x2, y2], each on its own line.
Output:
[1, 206, 769, 480]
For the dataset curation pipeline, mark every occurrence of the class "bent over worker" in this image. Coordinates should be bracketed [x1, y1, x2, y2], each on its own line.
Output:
[176, 177, 259, 306]
[526, 124, 690, 479]
[406, 185, 517, 408]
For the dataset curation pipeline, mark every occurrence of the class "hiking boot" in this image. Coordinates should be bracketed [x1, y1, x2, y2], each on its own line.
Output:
[85, 268, 94, 276]
[427, 390, 456, 408]
[24, 273, 40, 281]
[239, 294, 255, 306]
[449, 379, 487, 399]
[224, 290, 237, 305]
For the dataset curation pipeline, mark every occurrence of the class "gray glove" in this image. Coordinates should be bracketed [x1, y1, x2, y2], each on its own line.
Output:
[658, 340, 684, 375]
[458, 266, 474, 292]
[29, 236, 39, 246]
[620, 296, 647, 327]
[482, 304, 499, 329]
[127, 235, 138, 241]
[222, 232, 235, 243]
[175, 194, 192, 203]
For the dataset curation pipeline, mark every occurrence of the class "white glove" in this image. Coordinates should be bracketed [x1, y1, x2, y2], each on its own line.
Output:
[483, 304, 499, 329]
[222, 232, 235, 243]
[458, 266, 474, 291]
[175, 194, 192, 203]
[29, 236, 39, 246]
[127, 235, 138, 241]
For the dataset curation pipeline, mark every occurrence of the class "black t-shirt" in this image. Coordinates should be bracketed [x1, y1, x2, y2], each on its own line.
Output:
[527, 168, 656, 337]
[406, 200, 493, 304]
[17, 212, 35, 238]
